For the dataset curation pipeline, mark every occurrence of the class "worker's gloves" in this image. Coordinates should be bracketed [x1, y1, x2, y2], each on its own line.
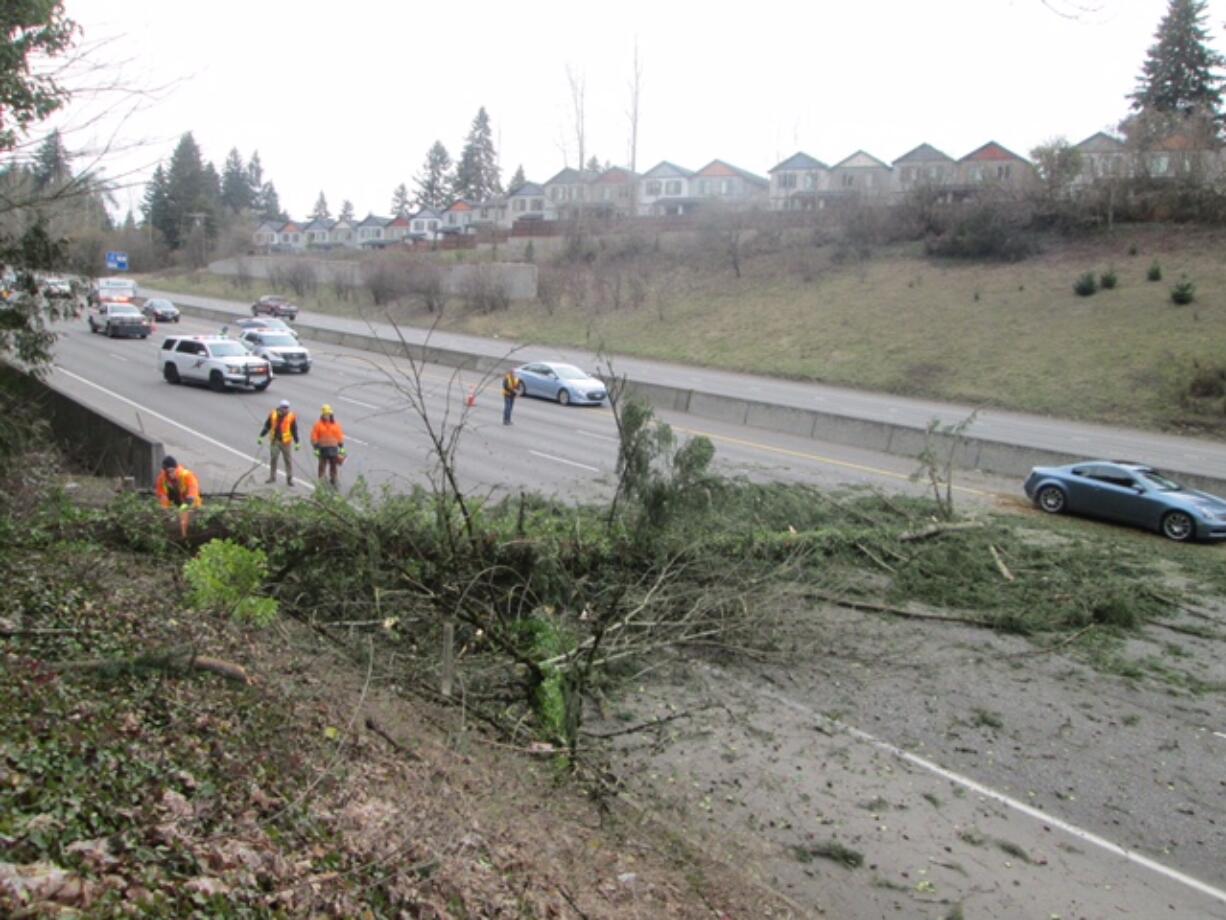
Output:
[339, 447, 347, 458]
[178, 503, 191, 512]
[313, 449, 321, 459]
[293, 443, 300, 452]
[257, 437, 265, 446]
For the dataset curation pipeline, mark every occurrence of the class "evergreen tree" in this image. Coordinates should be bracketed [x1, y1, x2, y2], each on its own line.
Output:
[453, 109, 501, 201]
[1130, 0, 1225, 120]
[414, 140, 454, 209]
[220, 148, 252, 212]
[162, 132, 216, 248]
[507, 164, 526, 194]
[338, 199, 355, 222]
[585, 155, 601, 173]
[246, 151, 264, 202]
[141, 164, 172, 243]
[32, 130, 71, 189]
[256, 181, 285, 222]
[390, 183, 411, 217]
[310, 191, 330, 220]
[123, 209, 136, 231]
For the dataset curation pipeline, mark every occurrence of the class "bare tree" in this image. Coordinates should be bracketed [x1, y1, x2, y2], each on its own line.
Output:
[626, 38, 643, 217]
[566, 64, 586, 178]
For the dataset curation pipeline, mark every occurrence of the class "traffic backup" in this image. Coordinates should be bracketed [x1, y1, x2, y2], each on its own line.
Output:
[159, 335, 272, 392]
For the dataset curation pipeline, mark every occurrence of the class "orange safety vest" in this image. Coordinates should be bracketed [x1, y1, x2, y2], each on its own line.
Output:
[502, 371, 520, 397]
[156, 468, 202, 508]
[267, 410, 297, 444]
[311, 418, 345, 448]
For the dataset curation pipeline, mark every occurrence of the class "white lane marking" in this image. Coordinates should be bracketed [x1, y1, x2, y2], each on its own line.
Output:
[339, 395, 380, 410]
[577, 431, 618, 443]
[528, 449, 599, 473]
[107, 353, 129, 362]
[738, 674, 1226, 908]
[347, 436, 369, 446]
[1214, 731, 1226, 740]
[53, 366, 315, 492]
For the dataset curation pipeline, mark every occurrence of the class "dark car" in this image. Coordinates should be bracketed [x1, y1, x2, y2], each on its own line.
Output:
[1024, 460, 1226, 542]
[251, 295, 299, 320]
[142, 298, 180, 322]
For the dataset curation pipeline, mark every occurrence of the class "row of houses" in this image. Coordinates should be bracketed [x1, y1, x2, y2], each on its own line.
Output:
[253, 131, 1223, 251]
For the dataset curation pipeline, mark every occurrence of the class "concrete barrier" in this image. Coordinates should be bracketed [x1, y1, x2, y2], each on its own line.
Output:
[167, 301, 1226, 495]
[0, 364, 164, 487]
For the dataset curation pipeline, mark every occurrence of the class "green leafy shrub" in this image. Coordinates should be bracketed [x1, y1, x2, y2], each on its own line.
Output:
[183, 538, 278, 627]
[1073, 272, 1097, 297]
[1147, 261, 1162, 282]
[1171, 279, 1195, 305]
[1127, 243, 1138, 256]
[1099, 269, 1117, 290]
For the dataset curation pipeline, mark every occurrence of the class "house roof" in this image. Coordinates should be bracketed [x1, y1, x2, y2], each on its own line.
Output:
[303, 217, 336, 231]
[356, 214, 390, 228]
[256, 219, 282, 231]
[770, 152, 827, 172]
[693, 159, 768, 186]
[892, 143, 954, 165]
[544, 167, 598, 186]
[387, 215, 410, 227]
[280, 221, 302, 232]
[445, 200, 474, 212]
[832, 150, 891, 170]
[592, 166, 637, 185]
[411, 207, 443, 220]
[641, 161, 693, 179]
[509, 182, 546, 197]
[1075, 131, 1126, 152]
[959, 141, 1029, 164]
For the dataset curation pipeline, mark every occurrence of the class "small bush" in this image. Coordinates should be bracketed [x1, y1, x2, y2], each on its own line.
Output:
[1185, 363, 1226, 399]
[1099, 269, 1118, 290]
[1171, 279, 1196, 305]
[1147, 261, 1162, 282]
[1073, 272, 1098, 297]
[1128, 243, 1138, 256]
[184, 538, 278, 627]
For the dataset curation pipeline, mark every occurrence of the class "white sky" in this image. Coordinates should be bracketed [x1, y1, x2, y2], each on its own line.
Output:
[49, 0, 1226, 219]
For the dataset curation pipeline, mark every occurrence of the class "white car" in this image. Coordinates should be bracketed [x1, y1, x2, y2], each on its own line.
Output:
[159, 334, 272, 392]
[238, 329, 311, 373]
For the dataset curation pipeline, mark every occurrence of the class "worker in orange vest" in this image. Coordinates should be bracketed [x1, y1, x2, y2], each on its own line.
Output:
[257, 399, 299, 486]
[155, 455, 201, 539]
[311, 404, 346, 488]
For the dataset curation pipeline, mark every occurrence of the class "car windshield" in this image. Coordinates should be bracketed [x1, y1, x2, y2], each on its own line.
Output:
[257, 334, 297, 347]
[1137, 469, 1183, 492]
[552, 364, 589, 380]
[209, 342, 247, 357]
[110, 305, 140, 315]
[149, 299, 173, 308]
[247, 319, 288, 329]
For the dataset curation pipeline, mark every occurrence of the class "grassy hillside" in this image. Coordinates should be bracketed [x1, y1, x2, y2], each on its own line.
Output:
[148, 223, 1226, 432]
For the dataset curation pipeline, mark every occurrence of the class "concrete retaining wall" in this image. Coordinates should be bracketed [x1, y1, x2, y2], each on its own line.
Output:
[209, 256, 538, 300]
[169, 302, 1226, 496]
[0, 364, 164, 488]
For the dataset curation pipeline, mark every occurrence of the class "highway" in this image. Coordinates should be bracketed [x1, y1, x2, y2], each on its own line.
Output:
[145, 287, 1226, 489]
[48, 310, 1017, 504]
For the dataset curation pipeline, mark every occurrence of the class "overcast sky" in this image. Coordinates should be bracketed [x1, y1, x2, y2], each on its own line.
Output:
[50, 0, 1226, 219]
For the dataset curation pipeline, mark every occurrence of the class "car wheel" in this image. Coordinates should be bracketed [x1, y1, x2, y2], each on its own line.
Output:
[516, 381, 526, 397]
[106, 324, 116, 338]
[251, 306, 260, 316]
[300, 366, 310, 374]
[1035, 485, 1066, 514]
[557, 388, 571, 406]
[208, 370, 227, 393]
[1160, 511, 1195, 542]
[163, 363, 180, 384]
[88, 319, 96, 333]
[254, 382, 270, 392]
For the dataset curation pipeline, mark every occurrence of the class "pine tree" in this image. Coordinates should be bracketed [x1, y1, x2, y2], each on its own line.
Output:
[123, 209, 136, 231]
[162, 133, 215, 248]
[1130, 0, 1225, 119]
[246, 151, 264, 203]
[256, 181, 285, 222]
[585, 155, 601, 174]
[453, 109, 501, 202]
[390, 183, 411, 217]
[32, 130, 71, 189]
[310, 191, 330, 220]
[414, 140, 454, 209]
[338, 199, 355, 222]
[508, 164, 526, 194]
[141, 165, 172, 243]
[220, 148, 252, 213]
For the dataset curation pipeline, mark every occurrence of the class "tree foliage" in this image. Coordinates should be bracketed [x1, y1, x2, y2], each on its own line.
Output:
[220, 148, 252, 213]
[338, 199, 355, 222]
[1030, 138, 1084, 200]
[390, 182, 410, 217]
[309, 190, 330, 220]
[414, 140, 453, 210]
[453, 109, 501, 202]
[0, 1, 79, 151]
[508, 164, 526, 194]
[1129, 0, 1225, 121]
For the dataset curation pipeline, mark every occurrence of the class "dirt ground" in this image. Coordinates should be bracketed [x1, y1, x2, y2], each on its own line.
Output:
[589, 596, 1226, 919]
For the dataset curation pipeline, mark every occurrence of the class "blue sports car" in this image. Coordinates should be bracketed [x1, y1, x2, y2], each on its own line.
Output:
[1023, 460, 1226, 542]
[514, 362, 607, 406]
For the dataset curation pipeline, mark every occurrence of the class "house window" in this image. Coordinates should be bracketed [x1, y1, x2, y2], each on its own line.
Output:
[513, 199, 525, 212]
[645, 180, 661, 196]
[531, 199, 543, 210]
[803, 174, 815, 189]
[996, 164, 1011, 180]
[429, 221, 438, 230]
[841, 174, 854, 187]
[778, 173, 797, 189]
[698, 179, 710, 195]
[721, 179, 732, 195]
[665, 179, 682, 195]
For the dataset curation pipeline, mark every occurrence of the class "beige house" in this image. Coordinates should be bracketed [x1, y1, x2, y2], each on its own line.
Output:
[690, 160, 768, 206]
[637, 161, 694, 216]
[768, 152, 829, 210]
[956, 141, 1036, 195]
[1072, 132, 1130, 187]
[892, 143, 957, 197]
[829, 150, 893, 199]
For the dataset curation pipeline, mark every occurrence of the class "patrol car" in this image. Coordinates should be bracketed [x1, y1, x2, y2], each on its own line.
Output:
[159, 334, 272, 392]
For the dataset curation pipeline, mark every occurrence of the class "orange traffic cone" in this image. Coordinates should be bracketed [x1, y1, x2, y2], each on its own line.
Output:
[466, 385, 476, 408]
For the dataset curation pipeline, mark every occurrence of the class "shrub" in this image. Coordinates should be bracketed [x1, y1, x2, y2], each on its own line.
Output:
[1185, 362, 1226, 399]
[183, 538, 278, 627]
[1099, 269, 1118, 290]
[1073, 272, 1098, 297]
[1128, 243, 1138, 256]
[1147, 261, 1162, 281]
[924, 203, 1034, 262]
[1171, 279, 1196, 305]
